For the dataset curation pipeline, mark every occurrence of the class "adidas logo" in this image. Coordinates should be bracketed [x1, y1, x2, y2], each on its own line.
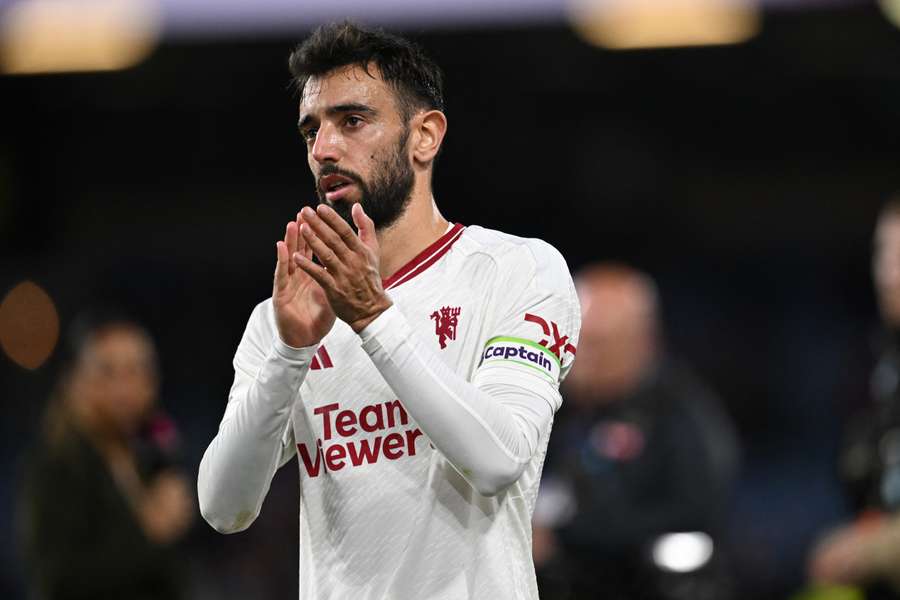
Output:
[310, 345, 333, 370]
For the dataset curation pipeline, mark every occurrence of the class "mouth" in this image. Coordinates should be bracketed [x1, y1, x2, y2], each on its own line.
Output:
[320, 174, 351, 191]
[319, 174, 357, 202]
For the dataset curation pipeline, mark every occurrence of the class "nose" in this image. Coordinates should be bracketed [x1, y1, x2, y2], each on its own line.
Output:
[310, 122, 341, 165]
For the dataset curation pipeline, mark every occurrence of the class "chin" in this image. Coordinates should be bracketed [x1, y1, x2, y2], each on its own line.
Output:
[333, 197, 359, 209]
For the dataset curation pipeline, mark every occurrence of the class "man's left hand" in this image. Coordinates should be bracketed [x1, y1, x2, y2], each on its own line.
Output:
[293, 203, 393, 333]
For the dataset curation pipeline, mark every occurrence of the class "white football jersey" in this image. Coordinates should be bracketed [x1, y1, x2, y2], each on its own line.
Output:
[226, 224, 579, 600]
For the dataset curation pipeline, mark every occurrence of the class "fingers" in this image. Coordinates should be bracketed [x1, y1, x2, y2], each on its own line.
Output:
[316, 204, 367, 254]
[288, 212, 300, 255]
[285, 221, 299, 276]
[275, 224, 290, 289]
[296, 211, 312, 260]
[294, 252, 337, 292]
[301, 206, 354, 262]
[300, 221, 342, 269]
[352, 203, 378, 252]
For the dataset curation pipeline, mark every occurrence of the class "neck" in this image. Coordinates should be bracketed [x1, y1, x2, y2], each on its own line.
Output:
[376, 178, 449, 281]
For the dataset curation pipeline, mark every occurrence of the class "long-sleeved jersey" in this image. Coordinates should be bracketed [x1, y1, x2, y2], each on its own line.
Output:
[199, 224, 580, 599]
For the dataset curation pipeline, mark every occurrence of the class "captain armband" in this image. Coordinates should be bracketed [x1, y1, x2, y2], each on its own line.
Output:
[477, 336, 562, 384]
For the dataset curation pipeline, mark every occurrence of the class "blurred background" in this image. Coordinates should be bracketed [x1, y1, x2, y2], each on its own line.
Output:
[1, 0, 899, 598]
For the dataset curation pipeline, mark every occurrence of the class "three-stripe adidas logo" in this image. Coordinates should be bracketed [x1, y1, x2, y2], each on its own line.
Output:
[310, 345, 333, 370]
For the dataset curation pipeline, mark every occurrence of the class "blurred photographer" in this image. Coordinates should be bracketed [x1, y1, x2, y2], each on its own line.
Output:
[533, 263, 739, 600]
[809, 198, 900, 599]
[19, 313, 193, 600]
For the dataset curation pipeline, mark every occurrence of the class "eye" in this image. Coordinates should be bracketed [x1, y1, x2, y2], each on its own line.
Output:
[345, 115, 364, 128]
[302, 128, 317, 144]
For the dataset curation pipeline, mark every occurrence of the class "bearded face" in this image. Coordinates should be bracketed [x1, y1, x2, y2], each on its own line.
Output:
[316, 126, 414, 231]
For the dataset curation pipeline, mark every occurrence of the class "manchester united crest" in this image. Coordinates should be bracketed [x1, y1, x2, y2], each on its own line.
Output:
[430, 306, 461, 349]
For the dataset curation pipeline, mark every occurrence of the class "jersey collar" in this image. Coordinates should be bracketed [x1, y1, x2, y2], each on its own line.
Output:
[382, 223, 465, 291]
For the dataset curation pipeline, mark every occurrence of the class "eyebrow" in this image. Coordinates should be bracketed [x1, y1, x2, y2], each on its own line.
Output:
[297, 103, 378, 131]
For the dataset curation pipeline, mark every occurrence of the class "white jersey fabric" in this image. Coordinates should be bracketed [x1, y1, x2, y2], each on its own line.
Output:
[199, 224, 581, 600]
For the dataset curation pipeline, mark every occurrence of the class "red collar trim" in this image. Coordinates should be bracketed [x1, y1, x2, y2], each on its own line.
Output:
[382, 223, 465, 290]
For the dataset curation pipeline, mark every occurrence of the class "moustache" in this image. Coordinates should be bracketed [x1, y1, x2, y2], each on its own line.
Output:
[316, 166, 365, 195]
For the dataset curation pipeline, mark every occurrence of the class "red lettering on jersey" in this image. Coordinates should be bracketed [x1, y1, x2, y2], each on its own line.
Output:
[314, 403, 340, 441]
[385, 400, 409, 428]
[325, 444, 347, 471]
[297, 427, 425, 477]
[298, 440, 323, 477]
[299, 401, 426, 478]
[335, 409, 357, 437]
[347, 436, 382, 466]
[383, 433, 405, 459]
[405, 428, 423, 455]
[359, 404, 385, 432]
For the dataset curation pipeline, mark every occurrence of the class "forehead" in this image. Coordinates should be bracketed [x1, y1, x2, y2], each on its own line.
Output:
[84, 327, 152, 362]
[299, 64, 397, 116]
[877, 214, 900, 245]
[579, 282, 654, 333]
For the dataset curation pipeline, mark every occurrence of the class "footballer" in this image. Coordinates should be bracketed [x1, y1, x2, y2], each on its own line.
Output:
[198, 22, 581, 600]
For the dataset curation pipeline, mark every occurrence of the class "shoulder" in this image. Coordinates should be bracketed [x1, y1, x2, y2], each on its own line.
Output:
[25, 427, 96, 486]
[456, 225, 573, 292]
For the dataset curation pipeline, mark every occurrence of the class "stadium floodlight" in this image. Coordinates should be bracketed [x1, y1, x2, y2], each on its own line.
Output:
[0, 280, 59, 370]
[651, 532, 715, 573]
[879, 0, 900, 29]
[568, 0, 761, 50]
[0, 0, 161, 75]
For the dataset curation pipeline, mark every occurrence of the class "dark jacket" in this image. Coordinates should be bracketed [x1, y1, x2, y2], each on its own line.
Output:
[539, 360, 739, 600]
[20, 423, 183, 600]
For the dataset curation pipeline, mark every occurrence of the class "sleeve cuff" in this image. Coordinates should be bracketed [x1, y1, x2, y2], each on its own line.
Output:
[272, 335, 319, 363]
[358, 304, 410, 353]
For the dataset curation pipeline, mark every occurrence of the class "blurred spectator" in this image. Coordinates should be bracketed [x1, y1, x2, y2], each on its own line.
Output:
[809, 198, 900, 599]
[533, 263, 739, 600]
[18, 313, 193, 600]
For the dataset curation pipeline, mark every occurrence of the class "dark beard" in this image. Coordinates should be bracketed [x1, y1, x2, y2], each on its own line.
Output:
[315, 127, 414, 231]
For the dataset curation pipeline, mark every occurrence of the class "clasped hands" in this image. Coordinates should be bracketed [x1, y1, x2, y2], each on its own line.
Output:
[273, 202, 392, 349]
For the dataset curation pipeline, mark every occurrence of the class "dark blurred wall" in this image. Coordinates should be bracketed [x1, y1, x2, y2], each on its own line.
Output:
[2, 5, 900, 598]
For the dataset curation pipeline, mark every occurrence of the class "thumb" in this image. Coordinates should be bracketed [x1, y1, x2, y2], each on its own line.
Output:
[352, 203, 378, 251]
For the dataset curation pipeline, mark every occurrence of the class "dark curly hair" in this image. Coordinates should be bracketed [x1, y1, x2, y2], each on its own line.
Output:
[288, 21, 445, 123]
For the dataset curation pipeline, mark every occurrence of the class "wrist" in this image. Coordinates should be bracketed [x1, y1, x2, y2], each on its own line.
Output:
[358, 303, 407, 347]
[273, 334, 319, 362]
[277, 331, 311, 350]
[350, 297, 393, 333]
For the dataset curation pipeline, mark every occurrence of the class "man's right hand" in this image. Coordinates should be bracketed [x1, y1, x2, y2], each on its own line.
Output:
[273, 211, 336, 348]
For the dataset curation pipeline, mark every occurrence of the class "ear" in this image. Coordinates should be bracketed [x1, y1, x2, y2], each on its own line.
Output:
[410, 109, 447, 166]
